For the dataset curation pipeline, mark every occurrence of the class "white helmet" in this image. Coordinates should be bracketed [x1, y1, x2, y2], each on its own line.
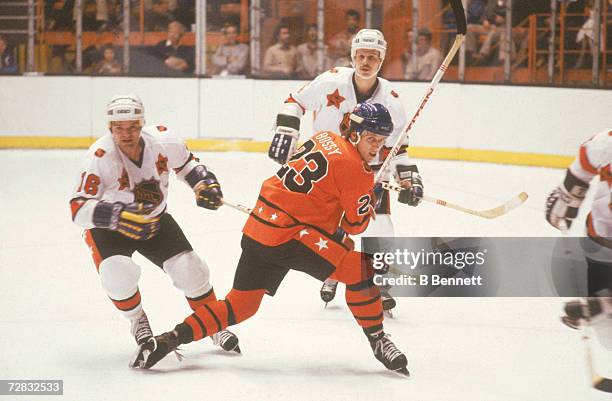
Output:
[351, 29, 387, 62]
[106, 94, 145, 126]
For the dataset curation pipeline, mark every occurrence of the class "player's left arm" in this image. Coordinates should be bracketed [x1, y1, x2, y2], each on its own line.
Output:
[154, 126, 224, 211]
[386, 94, 424, 207]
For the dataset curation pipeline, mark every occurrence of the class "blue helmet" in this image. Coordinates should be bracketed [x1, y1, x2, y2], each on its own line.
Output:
[349, 102, 394, 137]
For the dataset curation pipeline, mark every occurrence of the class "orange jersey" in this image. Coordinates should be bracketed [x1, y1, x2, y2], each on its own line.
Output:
[243, 131, 376, 246]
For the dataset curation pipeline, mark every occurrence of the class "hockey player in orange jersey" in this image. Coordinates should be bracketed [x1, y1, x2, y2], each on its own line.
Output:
[131, 102, 410, 375]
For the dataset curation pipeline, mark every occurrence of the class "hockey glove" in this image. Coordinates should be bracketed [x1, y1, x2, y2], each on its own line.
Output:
[268, 126, 299, 164]
[93, 202, 160, 241]
[194, 172, 224, 210]
[395, 165, 424, 206]
[545, 169, 589, 230]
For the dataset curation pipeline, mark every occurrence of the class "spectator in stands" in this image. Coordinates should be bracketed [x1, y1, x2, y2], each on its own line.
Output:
[174, 0, 195, 31]
[151, 21, 194, 75]
[472, 5, 514, 66]
[0, 35, 17, 74]
[326, 9, 360, 68]
[92, 44, 123, 75]
[211, 23, 249, 75]
[46, 0, 75, 31]
[262, 23, 297, 78]
[296, 24, 321, 79]
[403, 28, 443, 80]
[464, 0, 498, 64]
[146, 0, 175, 32]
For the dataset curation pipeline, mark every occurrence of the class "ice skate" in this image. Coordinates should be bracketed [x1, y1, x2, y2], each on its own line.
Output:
[130, 331, 181, 369]
[130, 311, 153, 345]
[369, 333, 409, 375]
[381, 291, 396, 318]
[211, 330, 241, 354]
[320, 279, 338, 306]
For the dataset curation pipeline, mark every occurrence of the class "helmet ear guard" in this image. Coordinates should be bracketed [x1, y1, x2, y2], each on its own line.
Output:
[348, 102, 393, 138]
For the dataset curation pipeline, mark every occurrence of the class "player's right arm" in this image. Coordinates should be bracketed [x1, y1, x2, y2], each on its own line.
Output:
[70, 151, 110, 229]
[268, 70, 334, 164]
[545, 130, 608, 230]
[335, 159, 376, 235]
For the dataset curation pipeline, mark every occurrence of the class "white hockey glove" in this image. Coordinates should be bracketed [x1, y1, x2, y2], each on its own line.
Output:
[395, 164, 424, 207]
[268, 126, 299, 164]
[545, 169, 589, 230]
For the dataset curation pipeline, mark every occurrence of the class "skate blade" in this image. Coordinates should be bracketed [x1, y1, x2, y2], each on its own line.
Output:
[324, 302, 329, 309]
[393, 367, 410, 377]
[233, 345, 242, 354]
[383, 310, 394, 319]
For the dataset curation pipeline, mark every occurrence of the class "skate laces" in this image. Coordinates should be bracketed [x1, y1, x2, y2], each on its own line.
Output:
[375, 335, 402, 362]
[322, 281, 337, 292]
[131, 313, 153, 343]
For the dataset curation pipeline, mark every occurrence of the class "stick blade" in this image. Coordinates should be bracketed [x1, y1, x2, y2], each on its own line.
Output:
[477, 192, 529, 219]
[594, 376, 612, 393]
[449, 0, 467, 34]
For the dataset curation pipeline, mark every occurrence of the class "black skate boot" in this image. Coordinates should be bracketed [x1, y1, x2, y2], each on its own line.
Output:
[380, 291, 396, 318]
[130, 311, 153, 345]
[368, 332, 409, 375]
[211, 330, 241, 354]
[320, 279, 338, 306]
[130, 330, 181, 369]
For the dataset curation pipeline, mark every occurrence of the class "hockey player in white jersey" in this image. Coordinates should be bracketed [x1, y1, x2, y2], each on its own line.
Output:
[546, 128, 612, 349]
[69, 94, 240, 358]
[268, 29, 424, 311]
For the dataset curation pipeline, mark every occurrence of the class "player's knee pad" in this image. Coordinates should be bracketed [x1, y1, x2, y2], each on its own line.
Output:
[226, 288, 266, 323]
[98, 255, 141, 300]
[361, 214, 394, 237]
[163, 251, 212, 298]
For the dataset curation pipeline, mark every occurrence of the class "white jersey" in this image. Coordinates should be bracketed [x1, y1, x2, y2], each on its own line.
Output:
[569, 129, 612, 240]
[287, 67, 410, 169]
[70, 125, 195, 228]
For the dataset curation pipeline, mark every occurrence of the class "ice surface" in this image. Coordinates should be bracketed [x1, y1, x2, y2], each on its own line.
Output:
[0, 150, 609, 401]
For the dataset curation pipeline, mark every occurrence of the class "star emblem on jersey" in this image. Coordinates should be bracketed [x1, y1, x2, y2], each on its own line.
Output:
[118, 168, 130, 190]
[326, 89, 345, 109]
[315, 238, 328, 251]
[156, 154, 168, 175]
[299, 229, 310, 238]
[270, 213, 278, 221]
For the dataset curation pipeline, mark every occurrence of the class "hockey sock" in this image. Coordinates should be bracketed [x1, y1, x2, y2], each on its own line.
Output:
[109, 289, 143, 318]
[346, 284, 384, 330]
[181, 288, 265, 342]
[186, 288, 217, 310]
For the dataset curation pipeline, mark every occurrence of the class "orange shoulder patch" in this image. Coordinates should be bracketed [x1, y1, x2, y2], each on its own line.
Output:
[156, 125, 168, 132]
[390, 90, 399, 98]
[94, 148, 106, 158]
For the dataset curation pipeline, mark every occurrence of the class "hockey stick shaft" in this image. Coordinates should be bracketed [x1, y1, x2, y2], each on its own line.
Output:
[221, 198, 252, 214]
[375, 0, 466, 183]
[380, 182, 528, 219]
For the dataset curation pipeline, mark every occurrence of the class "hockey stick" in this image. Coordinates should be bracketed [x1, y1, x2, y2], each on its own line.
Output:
[583, 312, 612, 392]
[221, 198, 252, 214]
[380, 182, 528, 219]
[375, 0, 467, 184]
